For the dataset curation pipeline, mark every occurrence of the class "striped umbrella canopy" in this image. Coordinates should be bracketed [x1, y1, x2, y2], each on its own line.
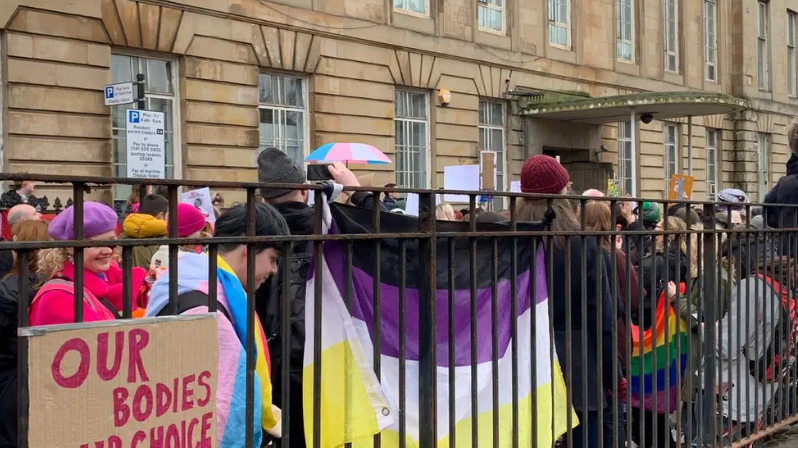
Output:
[305, 143, 392, 164]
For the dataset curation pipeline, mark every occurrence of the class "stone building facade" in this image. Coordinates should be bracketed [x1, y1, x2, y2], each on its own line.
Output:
[0, 0, 796, 205]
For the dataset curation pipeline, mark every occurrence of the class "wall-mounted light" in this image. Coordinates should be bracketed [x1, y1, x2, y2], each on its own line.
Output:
[438, 89, 451, 107]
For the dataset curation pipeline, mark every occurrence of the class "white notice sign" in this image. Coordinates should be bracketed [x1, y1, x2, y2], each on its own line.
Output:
[126, 109, 165, 179]
[103, 82, 135, 106]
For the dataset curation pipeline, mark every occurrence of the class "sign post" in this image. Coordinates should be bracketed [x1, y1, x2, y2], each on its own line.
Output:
[126, 109, 166, 180]
[24, 316, 218, 447]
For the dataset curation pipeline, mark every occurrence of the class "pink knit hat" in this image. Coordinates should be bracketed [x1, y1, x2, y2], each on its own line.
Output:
[173, 203, 206, 238]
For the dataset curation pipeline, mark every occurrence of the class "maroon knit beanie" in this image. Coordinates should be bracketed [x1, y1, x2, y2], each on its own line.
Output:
[520, 155, 570, 194]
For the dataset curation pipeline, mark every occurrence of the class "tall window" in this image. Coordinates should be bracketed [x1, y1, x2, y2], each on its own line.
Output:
[478, 0, 505, 33]
[394, 0, 427, 16]
[758, 133, 770, 200]
[664, 124, 678, 188]
[706, 129, 718, 197]
[789, 11, 797, 96]
[258, 74, 306, 163]
[479, 101, 505, 209]
[617, 0, 634, 62]
[704, 0, 718, 81]
[395, 90, 429, 189]
[663, 0, 679, 72]
[548, 0, 571, 48]
[758, 1, 770, 90]
[617, 121, 633, 195]
[111, 54, 178, 203]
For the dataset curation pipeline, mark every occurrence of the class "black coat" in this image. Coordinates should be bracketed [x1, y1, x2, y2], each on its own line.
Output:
[549, 236, 617, 412]
[256, 191, 385, 447]
[763, 154, 798, 257]
[0, 272, 38, 448]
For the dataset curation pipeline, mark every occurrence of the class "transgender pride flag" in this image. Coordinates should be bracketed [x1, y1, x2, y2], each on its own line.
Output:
[302, 205, 576, 447]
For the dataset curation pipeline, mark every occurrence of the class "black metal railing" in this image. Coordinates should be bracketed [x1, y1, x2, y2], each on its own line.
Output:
[4, 173, 798, 448]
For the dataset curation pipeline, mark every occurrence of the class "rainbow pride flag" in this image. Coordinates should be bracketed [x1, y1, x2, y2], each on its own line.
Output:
[630, 286, 688, 414]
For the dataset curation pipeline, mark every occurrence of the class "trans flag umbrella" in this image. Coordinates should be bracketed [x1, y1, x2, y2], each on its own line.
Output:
[305, 143, 392, 165]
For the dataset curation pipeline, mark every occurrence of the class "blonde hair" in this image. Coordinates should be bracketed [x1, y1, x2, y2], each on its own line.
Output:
[37, 247, 69, 282]
[516, 197, 579, 246]
[436, 203, 456, 221]
[654, 216, 688, 255]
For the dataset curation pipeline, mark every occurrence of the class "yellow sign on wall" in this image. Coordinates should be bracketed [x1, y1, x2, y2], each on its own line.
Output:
[668, 174, 695, 200]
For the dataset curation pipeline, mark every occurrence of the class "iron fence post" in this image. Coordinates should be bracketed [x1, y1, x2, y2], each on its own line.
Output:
[701, 204, 717, 447]
[418, 192, 437, 448]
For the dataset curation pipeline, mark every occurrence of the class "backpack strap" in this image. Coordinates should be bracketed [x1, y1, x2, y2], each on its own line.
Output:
[156, 290, 232, 322]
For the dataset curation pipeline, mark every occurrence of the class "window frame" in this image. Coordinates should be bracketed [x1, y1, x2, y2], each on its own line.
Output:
[617, 121, 634, 195]
[758, 133, 770, 201]
[616, 0, 635, 63]
[704, 0, 718, 82]
[478, 0, 506, 34]
[548, 0, 572, 49]
[257, 72, 310, 164]
[664, 123, 679, 190]
[663, 0, 680, 73]
[705, 128, 719, 197]
[110, 51, 181, 204]
[789, 10, 797, 97]
[394, 89, 431, 190]
[478, 99, 507, 209]
[758, 0, 770, 90]
[393, 0, 430, 18]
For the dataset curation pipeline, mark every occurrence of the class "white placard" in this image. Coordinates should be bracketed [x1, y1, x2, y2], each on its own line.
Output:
[510, 181, 522, 193]
[443, 165, 480, 203]
[181, 187, 216, 224]
[103, 82, 135, 106]
[405, 193, 419, 216]
[403, 194, 442, 217]
[126, 109, 165, 179]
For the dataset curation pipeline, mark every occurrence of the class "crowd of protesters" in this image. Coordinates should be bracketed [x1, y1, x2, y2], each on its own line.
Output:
[2, 119, 798, 448]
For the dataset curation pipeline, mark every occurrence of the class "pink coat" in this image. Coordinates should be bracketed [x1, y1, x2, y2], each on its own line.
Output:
[29, 260, 146, 326]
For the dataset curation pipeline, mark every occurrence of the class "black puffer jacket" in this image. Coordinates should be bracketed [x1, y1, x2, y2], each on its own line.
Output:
[256, 188, 385, 447]
[0, 272, 39, 448]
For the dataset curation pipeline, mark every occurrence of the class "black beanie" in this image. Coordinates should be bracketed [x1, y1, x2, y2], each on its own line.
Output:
[256, 147, 307, 199]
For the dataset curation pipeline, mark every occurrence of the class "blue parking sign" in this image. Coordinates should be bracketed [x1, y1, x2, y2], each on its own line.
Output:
[128, 110, 140, 123]
[105, 86, 114, 99]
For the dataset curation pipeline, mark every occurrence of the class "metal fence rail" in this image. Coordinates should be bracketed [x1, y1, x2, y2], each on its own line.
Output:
[5, 173, 798, 448]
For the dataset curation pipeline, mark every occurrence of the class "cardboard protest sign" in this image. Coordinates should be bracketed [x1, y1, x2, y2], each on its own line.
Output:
[480, 151, 496, 190]
[181, 188, 216, 224]
[25, 316, 218, 448]
[668, 174, 694, 200]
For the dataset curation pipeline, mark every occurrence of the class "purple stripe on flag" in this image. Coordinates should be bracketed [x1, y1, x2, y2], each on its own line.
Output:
[321, 242, 549, 367]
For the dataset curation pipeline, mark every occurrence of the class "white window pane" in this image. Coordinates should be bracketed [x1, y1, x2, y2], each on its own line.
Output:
[479, 102, 487, 124]
[111, 54, 133, 83]
[491, 103, 504, 125]
[259, 109, 276, 146]
[559, 2, 567, 21]
[259, 74, 275, 104]
[146, 59, 173, 94]
[283, 77, 304, 107]
[409, 0, 425, 14]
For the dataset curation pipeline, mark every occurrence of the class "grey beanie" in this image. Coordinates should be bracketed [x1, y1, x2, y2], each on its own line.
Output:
[256, 147, 307, 199]
[750, 215, 766, 230]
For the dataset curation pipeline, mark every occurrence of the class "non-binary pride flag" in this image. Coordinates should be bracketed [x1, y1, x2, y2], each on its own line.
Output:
[303, 205, 576, 448]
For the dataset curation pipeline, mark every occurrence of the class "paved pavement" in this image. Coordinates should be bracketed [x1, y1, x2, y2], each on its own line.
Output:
[766, 425, 798, 447]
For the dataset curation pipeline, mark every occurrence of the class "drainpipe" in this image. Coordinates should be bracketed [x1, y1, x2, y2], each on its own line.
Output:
[687, 115, 693, 176]
[630, 108, 637, 198]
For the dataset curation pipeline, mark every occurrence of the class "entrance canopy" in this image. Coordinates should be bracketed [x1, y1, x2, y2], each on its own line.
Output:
[519, 91, 747, 124]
